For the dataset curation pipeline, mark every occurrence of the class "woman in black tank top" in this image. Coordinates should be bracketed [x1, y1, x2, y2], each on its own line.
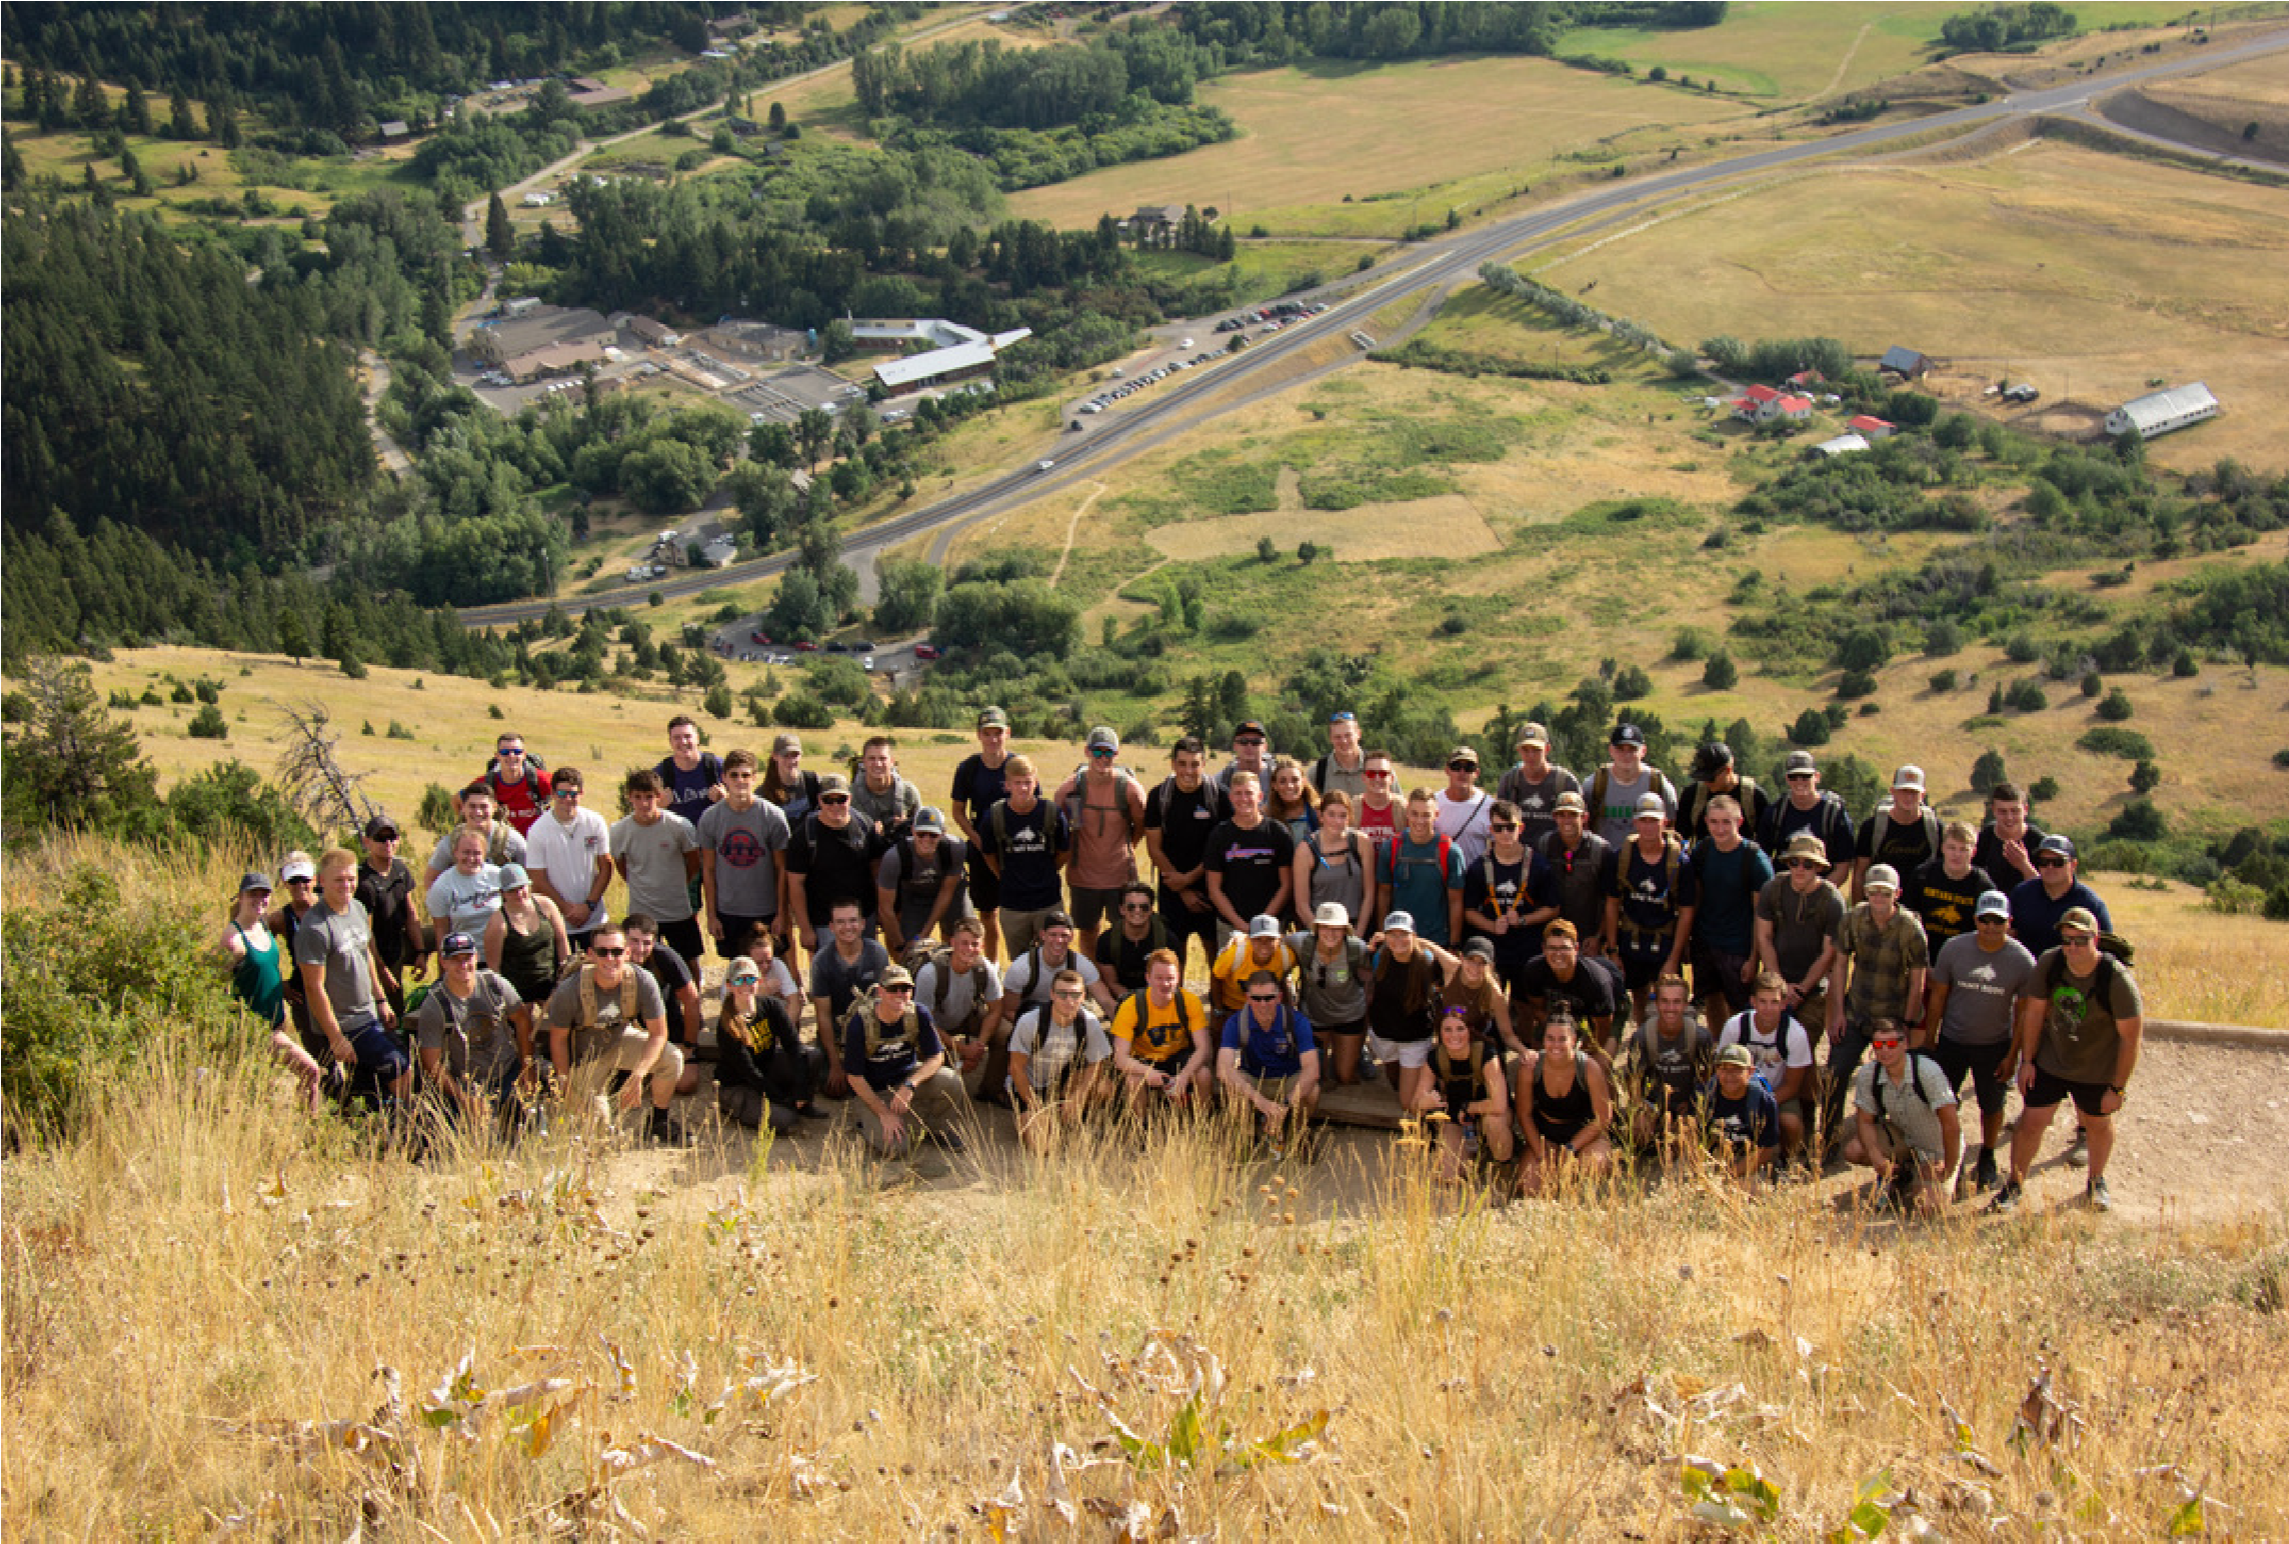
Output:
[1518, 1014, 1613, 1196]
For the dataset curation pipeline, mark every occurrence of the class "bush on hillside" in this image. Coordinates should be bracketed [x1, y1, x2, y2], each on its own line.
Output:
[2096, 688, 2134, 722]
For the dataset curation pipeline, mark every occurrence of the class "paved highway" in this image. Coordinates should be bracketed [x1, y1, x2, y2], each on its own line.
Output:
[459, 26, 2288, 629]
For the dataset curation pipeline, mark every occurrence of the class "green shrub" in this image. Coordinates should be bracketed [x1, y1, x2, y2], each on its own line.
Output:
[2005, 679, 2048, 712]
[1789, 708, 1831, 746]
[1836, 668, 1878, 699]
[187, 704, 229, 739]
[2030, 775, 2061, 802]
[385, 720, 417, 741]
[2129, 759, 2161, 795]
[1702, 651, 1738, 690]
[774, 692, 836, 730]
[2275, 748, 2289, 769]
[2096, 688, 2134, 722]
[1924, 618, 1962, 656]
[1929, 668, 1959, 692]
[1, 865, 245, 1139]
[2005, 631, 2040, 664]
[704, 683, 734, 720]
[170, 681, 195, 704]
[2174, 650, 2201, 678]
[1672, 628, 1708, 662]
[2078, 726, 2154, 760]
[416, 782, 459, 836]
[2081, 672, 2104, 698]
[1613, 664, 1655, 700]
[1970, 749, 2009, 794]
[2107, 797, 2169, 842]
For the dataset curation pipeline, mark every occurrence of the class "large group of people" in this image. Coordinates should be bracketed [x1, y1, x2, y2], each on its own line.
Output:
[217, 711, 2144, 1213]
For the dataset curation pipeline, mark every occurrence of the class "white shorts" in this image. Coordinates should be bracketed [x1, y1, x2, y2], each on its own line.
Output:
[1367, 1033, 1433, 1069]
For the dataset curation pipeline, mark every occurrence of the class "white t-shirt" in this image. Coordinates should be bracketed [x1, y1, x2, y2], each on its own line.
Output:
[1717, 1007, 1815, 1091]
[1434, 787, 1495, 870]
[525, 807, 613, 934]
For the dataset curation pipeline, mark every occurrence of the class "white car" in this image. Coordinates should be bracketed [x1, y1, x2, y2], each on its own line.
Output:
[1035, 459, 1055, 474]
[1180, 337, 1194, 348]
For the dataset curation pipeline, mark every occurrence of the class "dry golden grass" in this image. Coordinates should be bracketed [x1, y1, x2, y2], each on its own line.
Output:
[3, 952, 2285, 1536]
[1145, 494, 1501, 564]
[1534, 140, 2289, 471]
[1005, 56, 1749, 235]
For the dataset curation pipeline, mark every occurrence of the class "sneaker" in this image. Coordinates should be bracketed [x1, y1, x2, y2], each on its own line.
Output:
[2087, 1175, 2112, 1213]
[2065, 1128, 2088, 1168]
[1987, 1179, 2022, 1214]
[1974, 1146, 1999, 1192]
[647, 1111, 690, 1147]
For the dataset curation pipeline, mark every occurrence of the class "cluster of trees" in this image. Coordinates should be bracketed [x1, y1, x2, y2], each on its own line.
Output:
[2, 199, 377, 564]
[0, 3, 895, 143]
[855, 34, 1203, 130]
[1699, 333, 1856, 385]
[1937, 3, 2078, 54]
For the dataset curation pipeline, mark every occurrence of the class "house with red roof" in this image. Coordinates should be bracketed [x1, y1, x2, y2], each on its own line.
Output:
[1847, 414, 1896, 438]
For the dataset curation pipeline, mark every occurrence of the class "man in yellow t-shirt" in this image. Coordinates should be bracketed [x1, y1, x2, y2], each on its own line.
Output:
[1209, 915, 1302, 1014]
[1110, 948, 1213, 1108]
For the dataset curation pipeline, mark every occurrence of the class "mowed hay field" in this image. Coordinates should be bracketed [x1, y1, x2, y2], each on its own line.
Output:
[1006, 56, 1752, 237]
[1530, 140, 2289, 471]
[1550, 2, 1957, 101]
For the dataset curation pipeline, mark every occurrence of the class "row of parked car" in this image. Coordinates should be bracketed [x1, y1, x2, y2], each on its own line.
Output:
[1214, 299, 1331, 333]
[1076, 350, 1219, 415]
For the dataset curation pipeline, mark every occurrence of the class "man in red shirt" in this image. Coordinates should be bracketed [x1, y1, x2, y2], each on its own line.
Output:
[484, 732, 553, 838]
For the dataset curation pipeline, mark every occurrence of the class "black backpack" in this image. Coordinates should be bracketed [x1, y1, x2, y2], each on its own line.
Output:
[1869, 1049, 1948, 1121]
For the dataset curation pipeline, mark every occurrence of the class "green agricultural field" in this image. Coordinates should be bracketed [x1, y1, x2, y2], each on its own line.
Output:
[1400, 284, 1676, 383]
[1551, 2, 2263, 102]
[1129, 239, 1394, 304]
[1006, 55, 1752, 238]
[1532, 139, 2289, 472]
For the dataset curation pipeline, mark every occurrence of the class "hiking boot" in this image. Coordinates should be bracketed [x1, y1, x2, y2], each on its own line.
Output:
[2087, 1175, 2112, 1213]
[1974, 1146, 2000, 1192]
[2065, 1128, 2089, 1168]
[1987, 1179, 2023, 1215]
[929, 1126, 967, 1155]
[647, 1110, 689, 1147]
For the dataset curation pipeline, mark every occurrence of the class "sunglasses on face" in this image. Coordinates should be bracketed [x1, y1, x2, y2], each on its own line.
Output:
[1448, 760, 1476, 772]
[2036, 856, 2067, 869]
[1247, 993, 1281, 1004]
[2062, 934, 2098, 948]
[1786, 773, 1813, 783]
[1122, 902, 1152, 913]
[1787, 859, 1822, 871]
[1363, 770, 1392, 780]
[819, 794, 850, 806]
[1872, 1038, 1906, 1050]
[1052, 987, 1085, 1000]
[1235, 738, 1265, 748]
[498, 748, 525, 757]
[554, 788, 581, 799]
[590, 946, 626, 958]
[1089, 747, 1116, 759]
[879, 984, 914, 996]
[1489, 821, 1516, 832]
[287, 877, 314, 887]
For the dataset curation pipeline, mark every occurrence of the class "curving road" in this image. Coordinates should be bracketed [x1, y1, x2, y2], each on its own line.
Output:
[459, 25, 2289, 629]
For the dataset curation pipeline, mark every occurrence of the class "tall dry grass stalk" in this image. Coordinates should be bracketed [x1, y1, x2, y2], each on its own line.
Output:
[6, 1020, 2286, 1539]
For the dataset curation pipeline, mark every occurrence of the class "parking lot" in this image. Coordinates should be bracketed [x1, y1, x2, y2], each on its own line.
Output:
[1066, 301, 1331, 426]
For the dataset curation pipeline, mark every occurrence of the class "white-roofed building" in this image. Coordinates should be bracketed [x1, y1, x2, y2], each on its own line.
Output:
[869, 326, 1034, 395]
[2103, 382, 2219, 440]
[1814, 433, 1870, 457]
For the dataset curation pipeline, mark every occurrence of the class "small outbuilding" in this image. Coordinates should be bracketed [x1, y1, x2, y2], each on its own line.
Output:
[1814, 433, 1870, 457]
[1877, 345, 1932, 378]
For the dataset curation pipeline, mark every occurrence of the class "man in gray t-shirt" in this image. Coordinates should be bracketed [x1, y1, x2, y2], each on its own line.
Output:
[1587, 724, 1676, 849]
[697, 767, 793, 941]
[610, 771, 703, 955]
[294, 855, 409, 1099]
[1922, 892, 2038, 1194]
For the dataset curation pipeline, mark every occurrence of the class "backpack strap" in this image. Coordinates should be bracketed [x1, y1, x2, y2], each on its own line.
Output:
[1588, 768, 1610, 826]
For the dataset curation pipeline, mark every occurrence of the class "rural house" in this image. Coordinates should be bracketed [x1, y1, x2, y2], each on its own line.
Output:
[1846, 414, 1896, 438]
[1877, 345, 1933, 378]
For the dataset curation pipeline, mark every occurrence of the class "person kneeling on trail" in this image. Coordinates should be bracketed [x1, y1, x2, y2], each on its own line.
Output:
[1704, 1043, 1781, 1184]
[1110, 948, 1215, 1109]
[716, 953, 824, 1135]
[544, 923, 687, 1146]
[1007, 967, 1113, 1153]
[1844, 1019, 1960, 1215]
[1217, 969, 1321, 1154]
[414, 930, 533, 1138]
[1410, 1005, 1514, 1185]
[843, 964, 971, 1157]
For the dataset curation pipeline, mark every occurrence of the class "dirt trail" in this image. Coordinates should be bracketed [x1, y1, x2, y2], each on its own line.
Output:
[1046, 482, 1107, 587]
[605, 1031, 2289, 1233]
[1814, 21, 1875, 101]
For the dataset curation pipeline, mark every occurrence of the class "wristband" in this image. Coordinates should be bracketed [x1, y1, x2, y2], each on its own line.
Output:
[2108, 1083, 2126, 1097]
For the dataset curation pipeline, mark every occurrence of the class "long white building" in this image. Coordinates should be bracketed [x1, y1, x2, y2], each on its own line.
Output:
[2104, 382, 2219, 440]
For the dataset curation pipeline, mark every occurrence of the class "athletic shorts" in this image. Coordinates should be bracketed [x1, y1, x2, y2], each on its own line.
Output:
[2025, 1065, 2113, 1118]
[1366, 1033, 1433, 1069]
[713, 911, 778, 959]
[1931, 1036, 2012, 1117]
[1691, 943, 1754, 1003]
[657, 915, 705, 966]
[964, 845, 1002, 913]
[347, 1021, 411, 1088]
[1068, 886, 1126, 931]
[1617, 931, 1676, 990]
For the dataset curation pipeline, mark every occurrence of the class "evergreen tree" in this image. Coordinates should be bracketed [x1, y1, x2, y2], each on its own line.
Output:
[484, 190, 514, 260]
[166, 84, 197, 140]
[0, 657, 162, 838]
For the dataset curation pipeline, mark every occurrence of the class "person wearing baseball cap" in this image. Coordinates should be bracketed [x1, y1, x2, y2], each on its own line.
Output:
[1052, 726, 1146, 957]
[1361, 909, 1456, 1112]
[876, 806, 971, 958]
[1539, 789, 1616, 960]
[1704, 1041, 1781, 1182]
[1605, 791, 1695, 1023]
[220, 868, 329, 1113]
[1754, 830, 1846, 1034]
[2006, 833, 2114, 956]
[949, 710, 1016, 960]
[1210, 913, 1301, 1017]
[983, 909, 1111, 1106]
[1994, 904, 2142, 1215]
[786, 770, 886, 965]
[1853, 764, 1940, 903]
[1821, 860, 1930, 1165]
[1922, 889, 2038, 1195]
[356, 812, 428, 1018]
[1435, 744, 1495, 871]
[1681, 741, 1770, 849]
[1215, 720, 1272, 798]
[843, 962, 970, 1157]
[1758, 749, 1855, 873]
[1313, 709, 1369, 803]
[1496, 722, 1582, 851]
[412, 929, 534, 1136]
[1585, 722, 1676, 850]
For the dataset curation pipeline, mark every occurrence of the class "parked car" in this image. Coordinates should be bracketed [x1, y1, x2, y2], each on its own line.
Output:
[751, 629, 770, 645]
[1035, 459, 1055, 473]
[913, 643, 941, 661]
[793, 640, 818, 652]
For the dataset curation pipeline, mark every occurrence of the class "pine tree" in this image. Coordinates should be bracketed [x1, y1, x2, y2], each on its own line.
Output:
[167, 85, 198, 140]
[485, 191, 514, 259]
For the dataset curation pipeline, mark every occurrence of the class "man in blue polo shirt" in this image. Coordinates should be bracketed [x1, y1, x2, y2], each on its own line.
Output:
[1218, 969, 1320, 1154]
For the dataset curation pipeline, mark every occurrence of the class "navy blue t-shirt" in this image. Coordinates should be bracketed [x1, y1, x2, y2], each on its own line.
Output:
[656, 753, 724, 830]
[1705, 1076, 1780, 1152]
[1689, 839, 1774, 955]
[844, 1002, 945, 1093]
[1220, 1004, 1316, 1079]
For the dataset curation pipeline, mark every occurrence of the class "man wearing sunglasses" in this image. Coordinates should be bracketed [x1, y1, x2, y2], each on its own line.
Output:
[1753, 831, 1844, 1035]
[1922, 890, 2037, 1194]
[1756, 750, 1854, 877]
[543, 923, 686, 1145]
[1495, 722, 1580, 851]
[1843, 1019, 1960, 1215]
[2006, 834, 2112, 956]
[787, 772, 886, 959]
[1218, 969, 1320, 1155]
[1994, 908, 2142, 1214]
[483, 734, 553, 838]
[525, 765, 614, 948]
[1214, 720, 1273, 798]
[1053, 726, 1147, 956]
[845, 964, 969, 1156]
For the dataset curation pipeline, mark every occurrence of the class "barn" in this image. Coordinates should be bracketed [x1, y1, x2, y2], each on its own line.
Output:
[2103, 382, 2220, 440]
